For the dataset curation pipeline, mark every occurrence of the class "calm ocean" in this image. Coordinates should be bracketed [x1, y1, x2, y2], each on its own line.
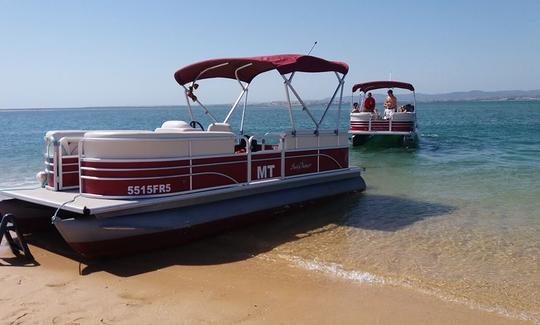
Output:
[1, 101, 539, 321]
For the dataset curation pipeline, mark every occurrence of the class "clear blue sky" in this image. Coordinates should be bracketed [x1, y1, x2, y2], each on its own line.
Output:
[1, 0, 539, 108]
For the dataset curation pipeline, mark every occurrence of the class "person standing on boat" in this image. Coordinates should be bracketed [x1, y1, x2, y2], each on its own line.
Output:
[384, 89, 397, 119]
[363, 92, 376, 112]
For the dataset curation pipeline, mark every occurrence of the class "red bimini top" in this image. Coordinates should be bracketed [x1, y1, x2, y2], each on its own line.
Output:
[174, 54, 349, 85]
[352, 81, 415, 93]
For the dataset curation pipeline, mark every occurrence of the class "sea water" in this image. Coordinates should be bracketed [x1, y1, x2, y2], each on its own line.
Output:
[0, 101, 539, 321]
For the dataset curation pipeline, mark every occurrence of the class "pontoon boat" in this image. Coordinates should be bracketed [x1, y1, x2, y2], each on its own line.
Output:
[349, 81, 418, 146]
[0, 54, 366, 258]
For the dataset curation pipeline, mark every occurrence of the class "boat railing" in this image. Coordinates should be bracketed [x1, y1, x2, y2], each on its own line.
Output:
[64, 130, 348, 198]
[44, 135, 84, 190]
[350, 112, 416, 133]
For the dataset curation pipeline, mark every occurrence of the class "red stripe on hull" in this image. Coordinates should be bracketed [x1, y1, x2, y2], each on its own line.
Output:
[350, 121, 414, 132]
[82, 167, 190, 178]
[319, 148, 348, 171]
[251, 152, 281, 160]
[78, 150, 349, 197]
[61, 164, 79, 172]
[193, 155, 247, 165]
[285, 150, 318, 157]
[192, 162, 247, 188]
[81, 159, 190, 169]
[62, 157, 79, 164]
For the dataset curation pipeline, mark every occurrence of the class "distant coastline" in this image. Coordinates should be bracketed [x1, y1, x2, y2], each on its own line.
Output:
[1, 89, 539, 110]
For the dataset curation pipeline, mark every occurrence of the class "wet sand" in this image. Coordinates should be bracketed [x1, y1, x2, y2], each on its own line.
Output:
[0, 230, 529, 325]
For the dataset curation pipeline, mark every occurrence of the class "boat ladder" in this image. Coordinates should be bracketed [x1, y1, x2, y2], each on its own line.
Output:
[0, 213, 34, 261]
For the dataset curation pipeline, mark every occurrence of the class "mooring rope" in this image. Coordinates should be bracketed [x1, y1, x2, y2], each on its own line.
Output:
[51, 194, 81, 225]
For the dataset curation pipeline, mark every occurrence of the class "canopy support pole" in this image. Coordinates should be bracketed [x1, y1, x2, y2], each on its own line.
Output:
[281, 74, 319, 133]
[224, 87, 247, 123]
[283, 79, 297, 135]
[240, 88, 249, 135]
[317, 72, 345, 132]
[195, 99, 219, 123]
[336, 72, 345, 135]
[184, 92, 194, 121]
[224, 63, 253, 124]
[181, 85, 218, 123]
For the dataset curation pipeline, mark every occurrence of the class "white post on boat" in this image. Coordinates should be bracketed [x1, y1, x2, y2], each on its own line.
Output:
[225, 87, 247, 122]
[240, 88, 249, 135]
[336, 73, 345, 137]
[224, 63, 253, 125]
[181, 84, 219, 123]
[413, 90, 417, 129]
[78, 138, 84, 194]
[280, 136, 285, 179]
[283, 75, 297, 135]
[247, 135, 254, 183]
[186, 62, 231, 124]
[184, 91, 194, 121]
[281, 74, 319, 132]
[317, 72, 345, 129]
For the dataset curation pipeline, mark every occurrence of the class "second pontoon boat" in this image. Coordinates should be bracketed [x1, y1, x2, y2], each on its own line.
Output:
[349, 81, 418, 146]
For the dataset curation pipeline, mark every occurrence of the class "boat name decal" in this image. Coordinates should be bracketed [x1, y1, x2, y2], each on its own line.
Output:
[290, 161, 312, 171]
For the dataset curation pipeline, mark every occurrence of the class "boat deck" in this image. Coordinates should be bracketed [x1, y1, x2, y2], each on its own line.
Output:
[1, 168, 362, 218]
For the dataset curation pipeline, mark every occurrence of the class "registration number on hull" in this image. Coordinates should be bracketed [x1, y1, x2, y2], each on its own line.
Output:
[127, 184, 171, 195]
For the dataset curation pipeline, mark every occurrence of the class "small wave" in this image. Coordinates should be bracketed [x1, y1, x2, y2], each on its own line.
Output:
[420, 133, 439, 138]
[278, 254, 384, 284]
[272, 254, 537, 323]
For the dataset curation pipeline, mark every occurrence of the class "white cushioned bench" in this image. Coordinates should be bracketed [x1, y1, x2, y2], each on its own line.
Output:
[283, 130, 348, 150]
[82, 130, 236, 159]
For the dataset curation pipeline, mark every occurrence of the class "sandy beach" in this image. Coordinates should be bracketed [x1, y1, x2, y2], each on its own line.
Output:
[1, 225, 529, 325]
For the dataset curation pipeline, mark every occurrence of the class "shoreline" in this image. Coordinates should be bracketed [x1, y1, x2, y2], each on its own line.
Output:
[1, 231, 531, 324]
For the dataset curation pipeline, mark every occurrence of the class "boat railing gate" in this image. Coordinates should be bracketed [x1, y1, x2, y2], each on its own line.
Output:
[46, 136, 83, 191]
[0, 213, 34, 261]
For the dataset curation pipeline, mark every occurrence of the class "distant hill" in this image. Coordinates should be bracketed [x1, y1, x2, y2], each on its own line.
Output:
[296, 89, 540, 105]
[412, 89, 540, 102]
[266, 89, 540, 107]
[2, 90, 539, 110]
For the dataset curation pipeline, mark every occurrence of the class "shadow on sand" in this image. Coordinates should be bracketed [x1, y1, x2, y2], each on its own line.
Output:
[4, 193, 455, 276]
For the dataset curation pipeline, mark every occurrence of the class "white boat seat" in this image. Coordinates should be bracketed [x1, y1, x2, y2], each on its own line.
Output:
[283, 129, 348, 150]
[45, 130, 87, 141]
[82, 130, 236, 159]
[350, 112, 375, 121]
[207, 122, 232, 132]
[391, 112, 415, 121]
[155, 120, 199, 133]
[84, 130, 235, 139]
